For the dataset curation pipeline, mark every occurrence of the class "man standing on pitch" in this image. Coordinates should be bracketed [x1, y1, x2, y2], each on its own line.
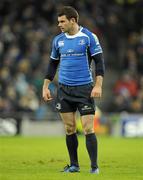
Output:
[42, 6, 105, 174]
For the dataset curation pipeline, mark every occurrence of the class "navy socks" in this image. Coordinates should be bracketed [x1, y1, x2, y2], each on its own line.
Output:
[85, 133, 98, 169]
[66, 133, 79, 167]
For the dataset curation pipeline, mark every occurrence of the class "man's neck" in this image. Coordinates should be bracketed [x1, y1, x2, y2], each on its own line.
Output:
[68, 24, 80, 35]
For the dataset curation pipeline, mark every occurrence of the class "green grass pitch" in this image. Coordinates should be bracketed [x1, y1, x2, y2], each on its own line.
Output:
[0, 135, 143, 180]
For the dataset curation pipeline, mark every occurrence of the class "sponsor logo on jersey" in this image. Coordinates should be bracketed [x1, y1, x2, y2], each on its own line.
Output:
[67, 49, 74, 53]
[61, 53, 84, 57]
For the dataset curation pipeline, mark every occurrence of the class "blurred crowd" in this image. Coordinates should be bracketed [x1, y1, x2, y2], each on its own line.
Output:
[0, 0, 143, 118]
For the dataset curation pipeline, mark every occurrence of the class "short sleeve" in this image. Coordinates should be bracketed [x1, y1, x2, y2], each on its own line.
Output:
[50, 37, 59, 60]
[89, 33, 102, 56]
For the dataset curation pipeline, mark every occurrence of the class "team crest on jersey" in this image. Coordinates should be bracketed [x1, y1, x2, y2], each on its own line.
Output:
[78, 39, 85, 45]
[58, 40, 64, 47]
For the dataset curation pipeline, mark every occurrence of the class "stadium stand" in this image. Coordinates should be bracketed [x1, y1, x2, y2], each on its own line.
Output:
[0, 0, 143, 124]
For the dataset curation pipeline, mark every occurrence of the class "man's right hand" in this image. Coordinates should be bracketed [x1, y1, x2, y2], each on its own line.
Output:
[42, 88, 53, 101]
[42, 79, 53, 101]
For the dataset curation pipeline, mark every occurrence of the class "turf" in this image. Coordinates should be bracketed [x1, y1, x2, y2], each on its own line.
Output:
[0, 135, 143, 180]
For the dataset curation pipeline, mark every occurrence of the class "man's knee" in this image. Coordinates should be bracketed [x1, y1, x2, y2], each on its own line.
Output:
[82, 122, 94, 134]
[83, 126, 94, 135]
[65, 124, 76, 135]
[81, 115, 94, 134]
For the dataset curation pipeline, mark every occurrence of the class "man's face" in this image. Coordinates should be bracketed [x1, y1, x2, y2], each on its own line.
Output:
[58, 15, 74, 33]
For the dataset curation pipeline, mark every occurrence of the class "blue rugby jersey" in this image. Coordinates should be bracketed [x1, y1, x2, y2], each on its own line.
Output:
[50, 27, 103, 86]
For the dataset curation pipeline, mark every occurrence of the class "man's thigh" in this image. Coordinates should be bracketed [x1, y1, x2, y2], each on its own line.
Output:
[81, 114, 95, 134]
[60, 112, 77, 134]
[60, 112, 76, 125]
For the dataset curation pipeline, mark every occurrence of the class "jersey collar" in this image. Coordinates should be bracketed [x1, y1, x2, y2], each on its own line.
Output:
[65, 26, 83, 39]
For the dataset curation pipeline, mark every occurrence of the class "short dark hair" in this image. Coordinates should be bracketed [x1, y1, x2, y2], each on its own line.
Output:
[57, 6, 79, 22]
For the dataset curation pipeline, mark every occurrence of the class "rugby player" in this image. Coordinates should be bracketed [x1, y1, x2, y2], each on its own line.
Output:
[42, 6, 105, 174]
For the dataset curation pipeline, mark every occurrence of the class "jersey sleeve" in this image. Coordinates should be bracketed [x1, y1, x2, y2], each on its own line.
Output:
[88, 33, 103, 56]
[50, 37, 59, 60]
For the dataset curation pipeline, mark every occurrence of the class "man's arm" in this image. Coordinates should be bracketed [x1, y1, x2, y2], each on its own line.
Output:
[44, 59, 60, 81]
[42, 59, 59, 101]
[91, 53, 105, 98]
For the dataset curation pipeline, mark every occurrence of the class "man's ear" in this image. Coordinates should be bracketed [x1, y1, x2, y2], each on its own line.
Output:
[70, 18, 76, 23]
